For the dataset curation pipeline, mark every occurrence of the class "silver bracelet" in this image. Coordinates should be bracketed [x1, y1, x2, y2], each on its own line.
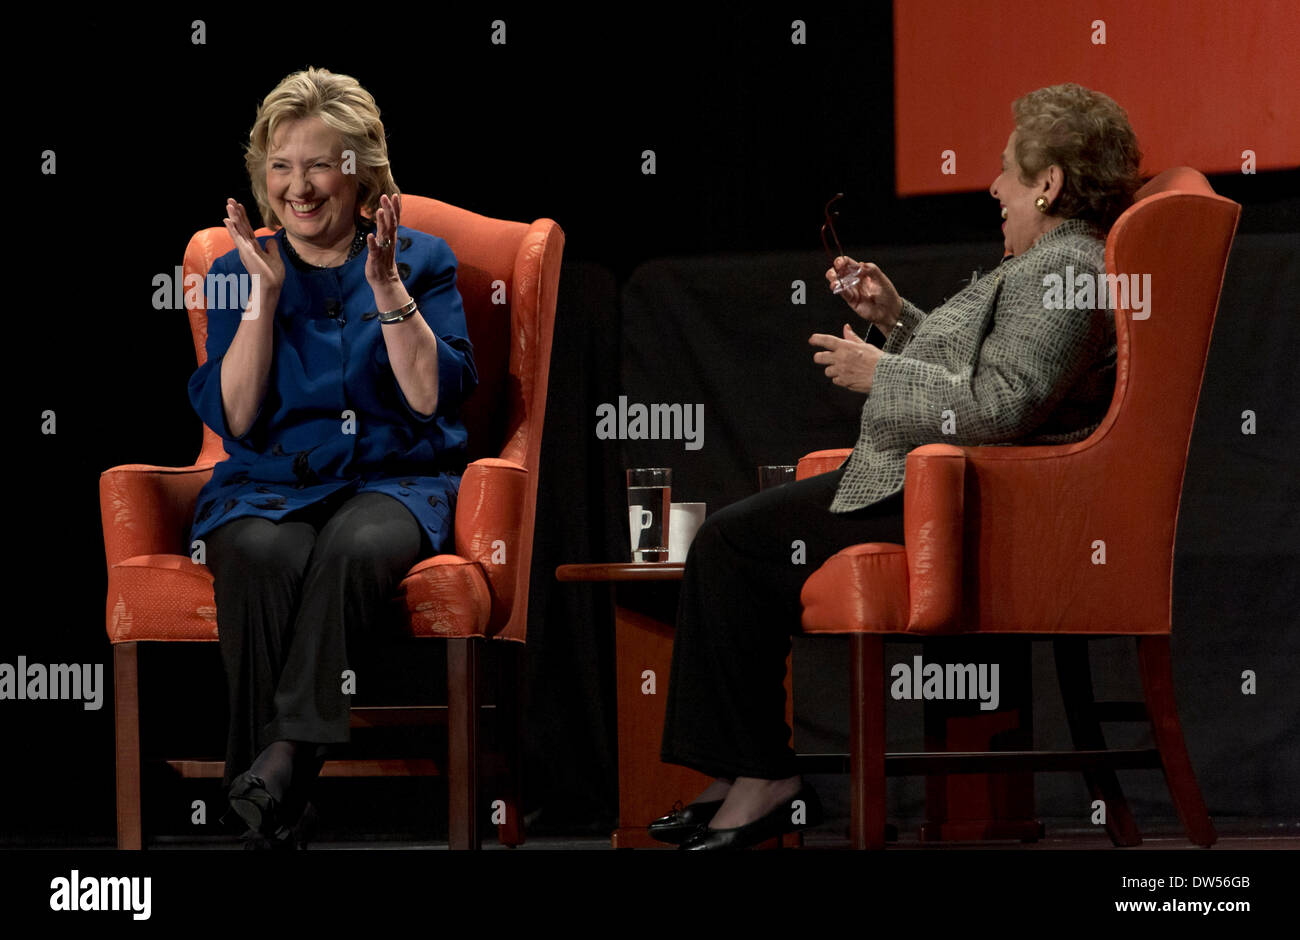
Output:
[378, 298, 417, 324]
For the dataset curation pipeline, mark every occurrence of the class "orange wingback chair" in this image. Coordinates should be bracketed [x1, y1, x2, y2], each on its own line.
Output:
[796, 168, 1239, 849]
[100, 195, 563, 849]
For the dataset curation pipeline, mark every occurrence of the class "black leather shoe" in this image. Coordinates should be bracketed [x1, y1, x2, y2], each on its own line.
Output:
[648, 799, 724, 845]
[679, 784, 823, 851]
[239, 801, 318, 851]
[227, 771, 283, 838]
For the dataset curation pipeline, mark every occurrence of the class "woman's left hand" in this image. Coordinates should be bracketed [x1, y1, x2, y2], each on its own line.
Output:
[366, 193, 411, 309]
[810, 324, 883, 394]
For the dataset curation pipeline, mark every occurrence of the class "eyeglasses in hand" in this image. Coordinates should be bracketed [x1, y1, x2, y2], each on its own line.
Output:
[822, 192, 864, 294]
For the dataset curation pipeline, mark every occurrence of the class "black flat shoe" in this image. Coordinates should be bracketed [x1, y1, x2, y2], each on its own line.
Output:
[648, 799, 724, 845]
[679, 784, 823, 851]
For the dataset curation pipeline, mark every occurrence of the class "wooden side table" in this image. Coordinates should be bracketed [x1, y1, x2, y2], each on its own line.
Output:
[555, 563, 797, 849]
[920, 637, 1043, 843]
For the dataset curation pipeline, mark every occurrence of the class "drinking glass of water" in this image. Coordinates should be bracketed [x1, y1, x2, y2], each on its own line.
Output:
[757, 465, 797, 491]
[627, 468, 672, 562]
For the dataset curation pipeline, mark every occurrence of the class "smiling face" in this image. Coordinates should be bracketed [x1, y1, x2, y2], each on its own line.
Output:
[990, 130, 1062, 256]
[266, 115, 359, 260]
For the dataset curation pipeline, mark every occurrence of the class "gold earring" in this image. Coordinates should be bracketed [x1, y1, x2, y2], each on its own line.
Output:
[1035, 196, 1050, 213]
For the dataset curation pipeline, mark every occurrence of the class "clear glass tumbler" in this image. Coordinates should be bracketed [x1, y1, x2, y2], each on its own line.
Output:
[757, 465, 797, 491]
[626, 467, 672, 562]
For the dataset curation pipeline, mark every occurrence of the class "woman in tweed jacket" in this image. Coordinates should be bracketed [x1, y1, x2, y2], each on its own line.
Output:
[654, 83, 1143, 850]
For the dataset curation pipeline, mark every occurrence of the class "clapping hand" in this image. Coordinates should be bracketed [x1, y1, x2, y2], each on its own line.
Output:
[366, 193, 410, 309]
[809, 323, 883, 394]
[223, 198, 284, 295]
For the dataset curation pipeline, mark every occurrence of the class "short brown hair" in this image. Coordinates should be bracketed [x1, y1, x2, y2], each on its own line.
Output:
[1013, 83, 1142, 232]
[244, 67, 399, 229]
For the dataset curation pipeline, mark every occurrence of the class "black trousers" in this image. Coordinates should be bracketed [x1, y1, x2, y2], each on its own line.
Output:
[204, 489, 425, 790]
[660, 468, 906, 780]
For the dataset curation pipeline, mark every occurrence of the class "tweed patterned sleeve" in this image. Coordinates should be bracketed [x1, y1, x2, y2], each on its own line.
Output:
[881, 297, 927, 354]
[865, 235, 1107, 451]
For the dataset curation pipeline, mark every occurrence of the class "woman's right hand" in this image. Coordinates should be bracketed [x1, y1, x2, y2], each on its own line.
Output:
[825, 257, 901, 333]
[223, 198, 284, 296]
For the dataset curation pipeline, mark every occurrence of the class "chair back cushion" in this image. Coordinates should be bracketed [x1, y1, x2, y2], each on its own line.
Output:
[397, 196, 531, 463]
[950, 168, 1242, 634]
[182, 196, 564, 644]
[185, 196, 535, 466]
[1092, 170, 1241, 627]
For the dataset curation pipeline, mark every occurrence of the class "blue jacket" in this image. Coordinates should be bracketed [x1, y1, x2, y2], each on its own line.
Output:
[186, 224, 478, 553]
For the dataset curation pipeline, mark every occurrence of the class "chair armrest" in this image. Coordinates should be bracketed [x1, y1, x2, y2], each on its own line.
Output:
[100, 463, 217, 567]
[907, 434, 1153, 634]
[797, 438, 1121, 633]
[902, 445, 967, 632]
[796, 448, 852, 480]
[930, 436, 1162, 633]
[454, 457, 528, 630]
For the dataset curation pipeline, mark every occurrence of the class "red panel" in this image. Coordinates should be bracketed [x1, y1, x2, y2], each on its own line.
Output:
[894, 0, 1300, 194]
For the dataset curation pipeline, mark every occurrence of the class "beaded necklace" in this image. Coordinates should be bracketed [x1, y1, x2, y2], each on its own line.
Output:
[282, 224, 369, 269]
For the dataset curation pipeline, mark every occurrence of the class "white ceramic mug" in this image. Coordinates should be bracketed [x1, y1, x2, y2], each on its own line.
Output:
[668, 502, 707, 562]
[628, 506, 653, 556]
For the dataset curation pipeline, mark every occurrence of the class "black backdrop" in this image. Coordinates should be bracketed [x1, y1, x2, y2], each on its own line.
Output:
[4, 7, 1297, 844]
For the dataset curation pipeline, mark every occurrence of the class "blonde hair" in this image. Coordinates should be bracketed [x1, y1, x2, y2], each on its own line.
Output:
[244, 67, 398, 228]
[1012, 83, 1142, 233]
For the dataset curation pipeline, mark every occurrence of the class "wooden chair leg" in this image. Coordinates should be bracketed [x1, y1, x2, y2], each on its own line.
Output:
[849, 635, 886, 849]
[1136, 636, 1216, 847]
[447, 638, 481, 850]
[113, 642, 143, 850]
[495, 643, 525, 847]
[1053, 637, 1142, 846]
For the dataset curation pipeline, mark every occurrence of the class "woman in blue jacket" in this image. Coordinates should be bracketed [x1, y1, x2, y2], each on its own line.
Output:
[187, 67, 477, 848]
